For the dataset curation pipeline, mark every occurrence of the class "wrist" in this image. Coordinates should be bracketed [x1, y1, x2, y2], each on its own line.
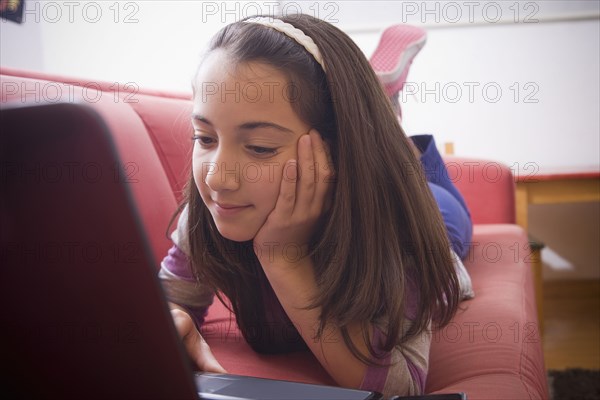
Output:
[254, 240, 310, 266]
[257, 253, 317, 308]
[168, 302, 188, 313]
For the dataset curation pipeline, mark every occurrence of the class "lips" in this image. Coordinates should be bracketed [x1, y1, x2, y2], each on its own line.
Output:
[213, 201, 251, 216]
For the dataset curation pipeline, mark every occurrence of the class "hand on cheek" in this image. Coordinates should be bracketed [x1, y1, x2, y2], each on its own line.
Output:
[253, 129, 334, 266]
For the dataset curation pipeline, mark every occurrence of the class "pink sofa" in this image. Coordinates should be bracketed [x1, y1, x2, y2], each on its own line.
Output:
[0, 67, 548, 399]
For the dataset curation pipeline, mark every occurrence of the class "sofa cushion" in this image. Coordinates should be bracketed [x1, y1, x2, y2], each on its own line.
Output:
[201, 298, 336, 386]
[200, 224, 547, 399]
[427, 224, 547, 399]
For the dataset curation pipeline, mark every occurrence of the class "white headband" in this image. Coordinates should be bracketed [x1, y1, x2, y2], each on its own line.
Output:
[243, 17, 326, 72]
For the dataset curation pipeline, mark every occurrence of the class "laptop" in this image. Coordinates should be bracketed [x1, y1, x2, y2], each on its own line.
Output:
[0, 101, 381, 400]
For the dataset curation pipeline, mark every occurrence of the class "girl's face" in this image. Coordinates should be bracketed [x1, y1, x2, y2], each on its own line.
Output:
[192, 50, 310, 242]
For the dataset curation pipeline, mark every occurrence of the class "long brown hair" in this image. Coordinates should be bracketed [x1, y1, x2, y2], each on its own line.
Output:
[176, 13, 460, 363]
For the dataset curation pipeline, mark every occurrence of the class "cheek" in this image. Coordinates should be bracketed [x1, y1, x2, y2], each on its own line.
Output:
[191, 150, 210, 195]
[254, 164, 283, 206]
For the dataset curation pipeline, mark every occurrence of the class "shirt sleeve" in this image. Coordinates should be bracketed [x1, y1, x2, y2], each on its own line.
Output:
[360, 273, 430, 397]
[359, 320, 431, 398]
[158, 204, 215, 327]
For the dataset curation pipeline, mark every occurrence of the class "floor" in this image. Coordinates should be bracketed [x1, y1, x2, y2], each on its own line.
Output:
[542, 279, 600, 370]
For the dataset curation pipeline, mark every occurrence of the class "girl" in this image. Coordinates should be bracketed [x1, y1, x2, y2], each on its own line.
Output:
[369, 23, 473, 261]
[160, 14, 461, 397]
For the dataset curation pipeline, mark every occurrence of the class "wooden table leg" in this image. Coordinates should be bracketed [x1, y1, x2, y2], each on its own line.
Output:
[516, 184, 529, 231]
[518, 184, 544, 337]
[530, 243, 544, 337]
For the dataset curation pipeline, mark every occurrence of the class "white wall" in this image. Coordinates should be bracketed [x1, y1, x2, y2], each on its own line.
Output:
[388, 21, 599, 170]
[2, 0, 599, 278]
[0, 1, 247, 92]
[2, 0, 598, 170]
[338, 1, 600, 171]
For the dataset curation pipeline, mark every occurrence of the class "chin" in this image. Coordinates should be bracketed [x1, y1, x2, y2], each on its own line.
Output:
[215, 224, 256, 243]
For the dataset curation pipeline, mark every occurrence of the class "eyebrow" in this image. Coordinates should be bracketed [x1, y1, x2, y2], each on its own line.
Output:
[191, 114, 295, 135]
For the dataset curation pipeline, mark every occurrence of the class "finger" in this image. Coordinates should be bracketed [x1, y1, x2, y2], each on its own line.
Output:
[295, 133, 316, 214]
[272, 159, 297, 219]
[195, 334, 228, 373]
[308, 130, 333, 212]
[171, 309, 227, 372]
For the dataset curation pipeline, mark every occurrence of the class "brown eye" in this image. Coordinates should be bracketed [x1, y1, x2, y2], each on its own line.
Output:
[246, 145, 277, 157]
[192, 134, 215, 146]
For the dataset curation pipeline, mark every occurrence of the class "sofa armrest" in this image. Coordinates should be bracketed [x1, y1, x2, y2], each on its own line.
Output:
[443, 156, 516, 225]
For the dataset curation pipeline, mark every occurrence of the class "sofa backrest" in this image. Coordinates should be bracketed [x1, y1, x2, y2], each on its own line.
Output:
[1, 68, 188, 266]
[126, 94, 193, 204]
[444, 156, 516, 224]
[1, 68, 516, 265]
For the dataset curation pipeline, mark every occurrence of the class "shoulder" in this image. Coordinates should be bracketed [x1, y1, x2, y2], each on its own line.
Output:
[171, 204, 191, 256]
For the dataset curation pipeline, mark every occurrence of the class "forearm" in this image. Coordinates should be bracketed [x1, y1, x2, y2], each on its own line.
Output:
[259, 256, 369, 389]
[159, 251, 214, 327]
[168, 301, 189, 313]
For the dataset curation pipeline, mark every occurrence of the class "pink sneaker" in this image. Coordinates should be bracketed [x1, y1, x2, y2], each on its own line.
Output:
[370, 24, 427, 98]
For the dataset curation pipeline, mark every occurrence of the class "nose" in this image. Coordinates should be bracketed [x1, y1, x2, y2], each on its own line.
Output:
[203, 155, 241, 193]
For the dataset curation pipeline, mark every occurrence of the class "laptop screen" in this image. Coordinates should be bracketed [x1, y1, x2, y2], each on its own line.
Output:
[1, 102, 199, 399]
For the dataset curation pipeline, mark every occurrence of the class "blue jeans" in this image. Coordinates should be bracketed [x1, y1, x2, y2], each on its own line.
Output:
[411, 135, 473, 259]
